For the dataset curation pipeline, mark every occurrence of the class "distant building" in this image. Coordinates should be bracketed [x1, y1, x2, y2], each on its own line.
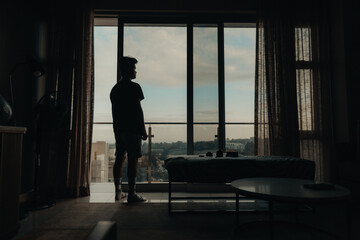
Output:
[226, 142, 245, 152]
[108, 147, 116, 181]
[90, 141, 110, 182]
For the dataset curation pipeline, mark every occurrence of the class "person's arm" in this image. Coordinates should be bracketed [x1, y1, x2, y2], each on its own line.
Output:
[138, 84, 147, 140]
[140, 101, 147, 140]
[142, 129, 147, 141]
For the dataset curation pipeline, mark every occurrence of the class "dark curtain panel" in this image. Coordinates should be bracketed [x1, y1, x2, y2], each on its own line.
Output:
[66, 6, 94, 197]
[46, 3, 94, 198]
[255, 0, 334, 181]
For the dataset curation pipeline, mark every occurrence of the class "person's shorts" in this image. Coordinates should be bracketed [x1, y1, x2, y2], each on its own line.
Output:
[115, 132, 142, 158]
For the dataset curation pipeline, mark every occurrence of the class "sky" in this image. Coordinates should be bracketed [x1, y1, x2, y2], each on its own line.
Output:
[92, 25, 256, 143]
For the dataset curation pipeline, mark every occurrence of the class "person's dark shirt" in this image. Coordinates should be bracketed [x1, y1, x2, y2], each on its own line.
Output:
[110, 80, 145, 135]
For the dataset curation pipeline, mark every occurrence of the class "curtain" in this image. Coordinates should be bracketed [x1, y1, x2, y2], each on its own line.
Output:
[45, 3, 95, 198]
[66, 5, 95, 197]
[255, 0, 334, 181]
[255, 0, 300, 157]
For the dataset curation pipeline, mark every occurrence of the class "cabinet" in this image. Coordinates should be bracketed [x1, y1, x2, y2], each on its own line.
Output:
[0, 126, 26, 239]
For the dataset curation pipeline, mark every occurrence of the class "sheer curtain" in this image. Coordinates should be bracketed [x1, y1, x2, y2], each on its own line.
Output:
[255, 0, 300, 157]
[255, 0, 334, 181]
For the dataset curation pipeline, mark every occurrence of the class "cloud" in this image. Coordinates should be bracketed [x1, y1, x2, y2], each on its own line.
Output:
[224, 29, 256, 84]
[94, 27, 118, 69]
[124, 27, 187, 88]
[94, 26, 256, 90]
[225, 28, 256, 41]
[194, 110, 218, 122]
[93, 27, 118, 122]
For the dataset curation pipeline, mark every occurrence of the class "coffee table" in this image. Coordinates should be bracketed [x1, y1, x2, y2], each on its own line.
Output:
[231, 177, 351, 239]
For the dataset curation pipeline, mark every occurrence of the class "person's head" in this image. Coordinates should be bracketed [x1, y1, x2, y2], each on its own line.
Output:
[118, 56, 137, 80]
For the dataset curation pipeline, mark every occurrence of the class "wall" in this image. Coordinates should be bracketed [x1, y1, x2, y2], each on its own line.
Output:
[336, 0, 360, 196]
[93, 0, 257, 12]
[343, 0, 360, 160]
[0, 3, 50, 196]
[330, 0, 359, 164]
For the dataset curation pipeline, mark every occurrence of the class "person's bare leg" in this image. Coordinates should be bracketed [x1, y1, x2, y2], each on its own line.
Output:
[113, 153, 126, 200]
[127, 154, 146, 203]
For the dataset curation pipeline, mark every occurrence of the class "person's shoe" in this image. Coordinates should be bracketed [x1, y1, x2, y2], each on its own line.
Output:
[127, 193, 147, 203]
[115, 190, 127, 201]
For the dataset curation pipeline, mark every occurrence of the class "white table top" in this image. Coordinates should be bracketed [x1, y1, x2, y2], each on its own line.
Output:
[231, 177, 351, 202]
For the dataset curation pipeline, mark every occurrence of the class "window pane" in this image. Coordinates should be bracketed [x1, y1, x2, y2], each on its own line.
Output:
[124, 26, 187, 122]
[94, 27, 118, 122]
[194, 124, 218, 154]
[296, 69, 314, 131]
[224, 27, 256, 123]
[295, 27, 312, 61]
[142, 124, 187, 182]
[92, 124, 115, 144]
[144, 124, 187, 146]
[194, 26, 218, 123]
[225, 124, 254, 155]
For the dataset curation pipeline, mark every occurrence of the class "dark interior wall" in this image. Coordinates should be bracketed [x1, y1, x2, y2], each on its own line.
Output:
[0, 3, 50, 194]
[0, 5, 11, 102]
[330, 0, 349, 145]
[332, 0, 360, 196]
[329, 0, 360, 163]
[343, 0, 360, 161]
[93, 0, 257, 12]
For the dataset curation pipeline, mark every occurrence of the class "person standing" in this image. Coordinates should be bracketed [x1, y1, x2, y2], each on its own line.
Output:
[110, 56, 147, 203]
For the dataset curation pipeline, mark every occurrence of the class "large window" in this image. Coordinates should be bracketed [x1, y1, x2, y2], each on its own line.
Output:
[92, 18, 256, 183]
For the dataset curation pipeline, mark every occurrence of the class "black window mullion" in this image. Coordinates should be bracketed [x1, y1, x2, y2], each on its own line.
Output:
[117, 20, 124, 81]
[218, 22, 225, 151]
[187, 23, 194, 155]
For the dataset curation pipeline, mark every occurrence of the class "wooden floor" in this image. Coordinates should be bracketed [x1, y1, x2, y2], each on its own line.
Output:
[11, 183, 360, 240]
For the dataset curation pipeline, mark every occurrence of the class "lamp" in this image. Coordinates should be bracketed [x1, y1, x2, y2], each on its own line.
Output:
[9, 54, 45, 125]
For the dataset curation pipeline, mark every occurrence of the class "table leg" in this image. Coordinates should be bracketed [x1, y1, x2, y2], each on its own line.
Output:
[347, 201, 351, 240]
[268, 200, 274, 240]
[295, 202, 299, 223]
[168, 180, 172, 213]
[233, 193, 240, 240]
[236, 193, 239, 226]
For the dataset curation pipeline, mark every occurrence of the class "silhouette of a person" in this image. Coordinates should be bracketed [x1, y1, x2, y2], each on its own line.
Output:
[110, 56, 147, 203]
